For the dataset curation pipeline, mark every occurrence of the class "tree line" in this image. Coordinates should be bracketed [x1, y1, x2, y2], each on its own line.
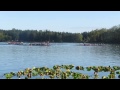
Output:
[0, 28, 82, 42]
[0, 25, 120, 43]
[82, 25, 120, 44]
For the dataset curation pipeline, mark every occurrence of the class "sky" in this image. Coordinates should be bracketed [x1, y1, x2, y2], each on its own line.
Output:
[0, 11, 120, 33]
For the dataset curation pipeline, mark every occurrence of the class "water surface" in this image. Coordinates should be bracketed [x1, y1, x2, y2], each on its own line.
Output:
[0, 42, 120, 78]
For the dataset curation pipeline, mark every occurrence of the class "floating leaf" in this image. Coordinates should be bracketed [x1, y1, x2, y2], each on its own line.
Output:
[116, 71, 120, 74]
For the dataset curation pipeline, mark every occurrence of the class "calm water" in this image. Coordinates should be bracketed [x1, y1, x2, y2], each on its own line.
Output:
[0, 42, 120, 79]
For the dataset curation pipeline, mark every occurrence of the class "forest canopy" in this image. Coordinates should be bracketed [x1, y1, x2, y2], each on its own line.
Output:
[0, 25, 120, 44]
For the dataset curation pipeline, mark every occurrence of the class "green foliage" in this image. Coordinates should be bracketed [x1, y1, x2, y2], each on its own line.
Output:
[86, 67, 91, 71]
[32, 70, 38, 76]
[0, 29, 83, 42]
[0, 24, 120, 43]
[116, 71, 120, 74]
[4, 65, 120, 79]
[4, 73, 13, 79]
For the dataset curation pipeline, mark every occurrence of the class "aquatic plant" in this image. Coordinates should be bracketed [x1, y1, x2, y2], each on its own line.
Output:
[3, 65, 120, 79]
[4, 73, 13, 79]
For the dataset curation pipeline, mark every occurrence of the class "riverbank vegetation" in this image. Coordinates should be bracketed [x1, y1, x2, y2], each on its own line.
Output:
[0, 25, 120, 43]
[4, 65, 120, 79]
